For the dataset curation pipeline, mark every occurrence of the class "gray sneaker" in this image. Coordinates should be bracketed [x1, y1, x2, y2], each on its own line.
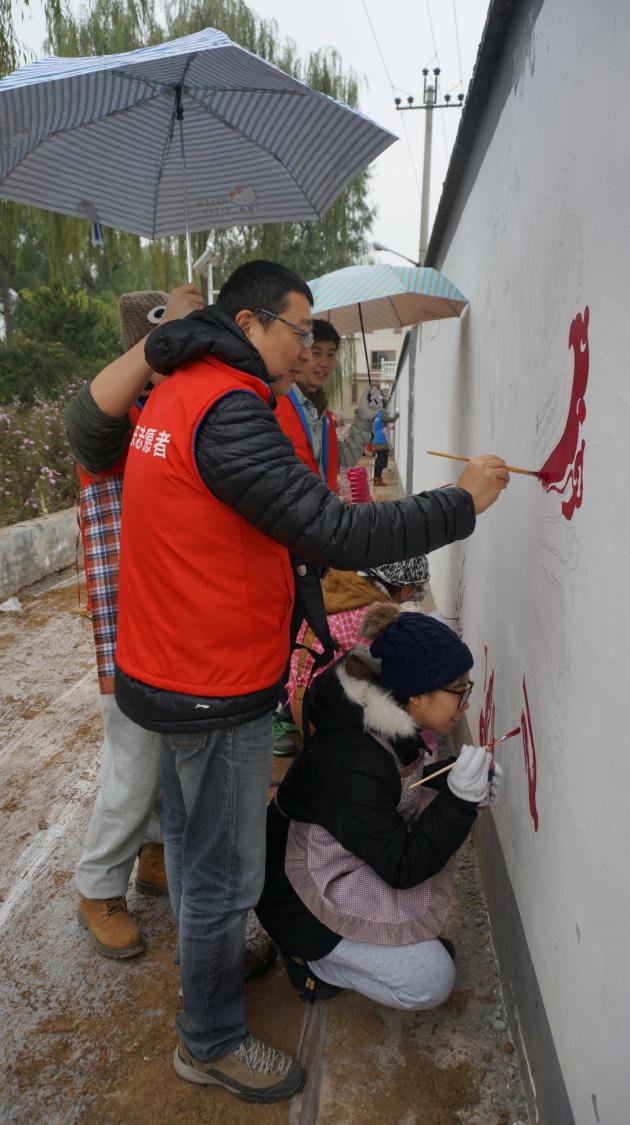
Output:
[173, 1034, 305, 1103]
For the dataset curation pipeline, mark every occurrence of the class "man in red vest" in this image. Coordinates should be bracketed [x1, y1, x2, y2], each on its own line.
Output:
[273, 319, 381, 751]
[275, 319, 379, 493]
[114, 259, 510, 1104]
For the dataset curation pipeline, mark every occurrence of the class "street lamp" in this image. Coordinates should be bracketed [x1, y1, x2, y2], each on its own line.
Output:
[372, 241, 420, 267]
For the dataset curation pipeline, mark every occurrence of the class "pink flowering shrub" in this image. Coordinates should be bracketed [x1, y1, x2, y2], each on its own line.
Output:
[0, 384, 81, 527]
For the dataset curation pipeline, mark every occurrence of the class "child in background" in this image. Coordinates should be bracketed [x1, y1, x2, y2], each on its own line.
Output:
[257, 603, 503, 1009]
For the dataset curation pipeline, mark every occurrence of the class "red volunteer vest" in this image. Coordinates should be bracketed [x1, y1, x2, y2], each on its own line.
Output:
[115, 359, 294, 697]
[275, 392, 339, 492]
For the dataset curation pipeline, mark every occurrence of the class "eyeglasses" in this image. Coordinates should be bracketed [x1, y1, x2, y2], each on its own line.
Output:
[440, 681, 474, 710]
[252, 308, 314, 349]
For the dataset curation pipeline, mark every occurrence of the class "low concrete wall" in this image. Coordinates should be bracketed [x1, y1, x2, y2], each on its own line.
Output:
[0, 507, 80, 600]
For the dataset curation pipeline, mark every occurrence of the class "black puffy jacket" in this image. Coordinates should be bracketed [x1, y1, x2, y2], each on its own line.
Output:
[115, 309, 476, 731]
[256, 657, 477, 960]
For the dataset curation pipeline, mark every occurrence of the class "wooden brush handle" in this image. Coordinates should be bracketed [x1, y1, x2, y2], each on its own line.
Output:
[426, 449, 535, 477]
[408, 761, 455, 789]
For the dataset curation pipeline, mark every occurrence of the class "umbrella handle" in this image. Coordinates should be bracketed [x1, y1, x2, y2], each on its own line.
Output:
[357, 302, 372, 388]
[176, 86, 194, 284]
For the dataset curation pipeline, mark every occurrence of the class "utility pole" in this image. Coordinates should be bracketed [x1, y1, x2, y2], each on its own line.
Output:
[395, 70, 464, 265]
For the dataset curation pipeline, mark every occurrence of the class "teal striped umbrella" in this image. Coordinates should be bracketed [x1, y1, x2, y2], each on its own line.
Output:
[309, 263, 468, 336]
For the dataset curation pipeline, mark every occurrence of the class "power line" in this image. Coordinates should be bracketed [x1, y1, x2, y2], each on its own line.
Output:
[452, 0, 464, 92]
[424, 0, 439, 61]
[399, 116, 422, 198]
[359, 0, 396, 89]
[424, 0, 450, 161]
[359, 0, 422, 199]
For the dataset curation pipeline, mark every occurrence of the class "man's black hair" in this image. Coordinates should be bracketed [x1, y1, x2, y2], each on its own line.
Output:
[313, 319, 340, 349]
[216, 259, 313, 322]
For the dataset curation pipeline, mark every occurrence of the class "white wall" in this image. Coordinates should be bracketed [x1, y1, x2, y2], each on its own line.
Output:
[394, 1, 630, 1121]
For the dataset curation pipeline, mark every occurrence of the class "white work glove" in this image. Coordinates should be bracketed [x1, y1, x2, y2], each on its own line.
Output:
[447, 744, 491, 804]
[357, 387, 383, 420]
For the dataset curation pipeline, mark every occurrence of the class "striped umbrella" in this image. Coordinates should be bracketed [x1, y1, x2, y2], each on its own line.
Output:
[0, 28, 395, 278]
[309, 263, 468, 385]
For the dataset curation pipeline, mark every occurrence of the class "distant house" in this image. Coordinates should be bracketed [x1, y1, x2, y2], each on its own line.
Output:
[329, 326, 405, 419]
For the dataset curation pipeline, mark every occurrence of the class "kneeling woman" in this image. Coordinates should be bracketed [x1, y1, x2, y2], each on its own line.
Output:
[256, 604, 502, 1011]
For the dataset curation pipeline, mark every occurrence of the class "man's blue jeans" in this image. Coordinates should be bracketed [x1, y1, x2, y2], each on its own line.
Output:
[160, 714, 273, 1062]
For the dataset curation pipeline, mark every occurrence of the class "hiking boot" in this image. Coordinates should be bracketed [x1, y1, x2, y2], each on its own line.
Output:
[135, 843, 168, 896]
[173, 1034, 305, 1103]
[78, 894, 145, 959]
[278, 947, 342, 1003]
[244, 937, 278, 981]
[373, 476, 384, 486]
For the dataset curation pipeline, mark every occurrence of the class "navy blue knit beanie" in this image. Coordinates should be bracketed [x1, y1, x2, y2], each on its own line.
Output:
[370, 612, 473, 698]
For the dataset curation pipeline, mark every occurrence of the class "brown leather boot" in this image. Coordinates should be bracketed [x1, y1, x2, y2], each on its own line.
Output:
[135, 843, 168, 896]
[373, 477, 385, 486]
[78, 895, 145, 959]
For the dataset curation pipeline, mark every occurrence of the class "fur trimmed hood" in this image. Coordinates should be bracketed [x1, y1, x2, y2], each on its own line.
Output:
[335, 646, 418, 741]
[305, 648, 427, 764]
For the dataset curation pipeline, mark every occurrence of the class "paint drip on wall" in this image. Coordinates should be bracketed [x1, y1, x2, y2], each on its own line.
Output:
[520, 675, 539, 831]
[538, 306, 590, 520]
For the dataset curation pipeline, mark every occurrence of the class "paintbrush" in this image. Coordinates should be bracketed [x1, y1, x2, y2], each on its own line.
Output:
[409, 726, 521, 789]
[485, 726, 521, 751]
[426, 449, 550, 481]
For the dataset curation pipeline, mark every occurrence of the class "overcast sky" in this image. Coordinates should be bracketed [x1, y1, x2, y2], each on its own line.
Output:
[15, 0, 490, 268]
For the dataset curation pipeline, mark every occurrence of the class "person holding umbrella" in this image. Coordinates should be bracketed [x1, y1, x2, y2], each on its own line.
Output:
[67, 283, 203, 959]
[113, 258, 509, 1104]
[275, 319, 381, 492]
[272, 317, 382, 752]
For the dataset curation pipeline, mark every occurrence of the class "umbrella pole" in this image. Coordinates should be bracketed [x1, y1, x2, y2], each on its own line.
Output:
[357, 302, 372, 388]
[175, 86, 194, 283]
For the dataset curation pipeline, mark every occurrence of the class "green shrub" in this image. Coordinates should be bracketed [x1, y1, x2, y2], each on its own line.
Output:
[0, 386, 82, 526]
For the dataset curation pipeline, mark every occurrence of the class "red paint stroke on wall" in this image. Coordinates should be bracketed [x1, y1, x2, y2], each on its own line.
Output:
[478, 645, 496, 747]
[538, 306, 589, 520]
[520, 675, 539, 831]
